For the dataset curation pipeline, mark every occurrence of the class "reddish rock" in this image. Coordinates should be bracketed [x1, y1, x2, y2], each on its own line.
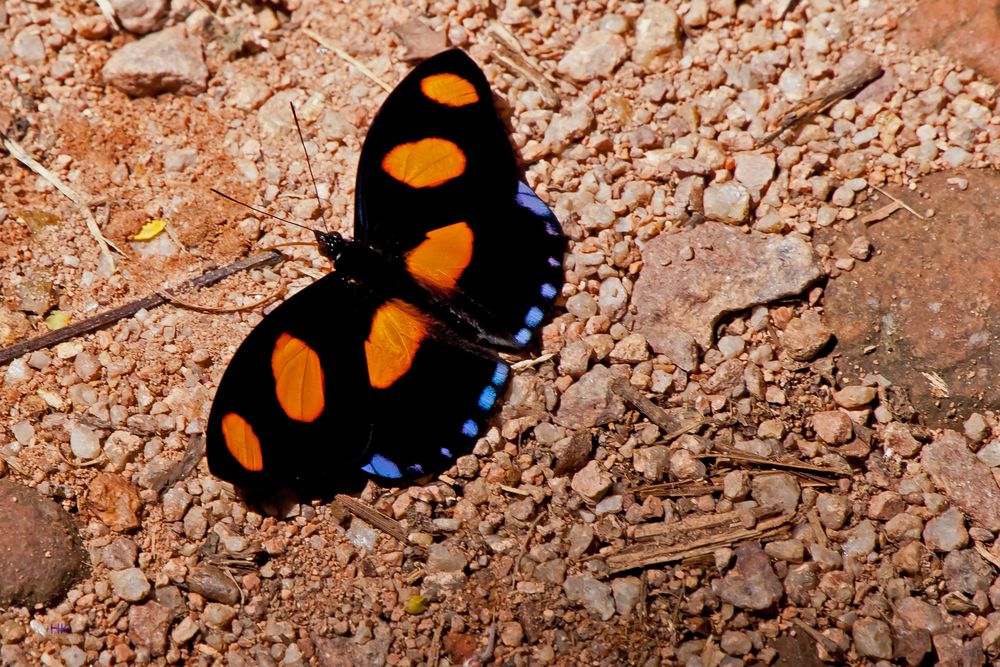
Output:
[552, 431, 594, 476]
[717, 543, 783, 610]
[867, 491, 905, 521]
[554, 365, 626, 429]
[825, 170, 1000, 427]
[443, 632, 478, 665]
[812, 411, 854, 445]
[899, 0, 1000, 83]
[633, 222, 820, 349]
[86, 472, 143, 532]
[109, 0, 168, 34]
[880, 422, 922, 458]
[922, 430, 1000, 531]
[103, 26, 208, 97]
[128, 601, 173, 657]
[782, 312, 833, 361]
[0, 479, 87, 606]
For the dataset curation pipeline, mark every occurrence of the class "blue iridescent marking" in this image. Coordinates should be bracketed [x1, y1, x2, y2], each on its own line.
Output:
[515, 327, 532, 345]
[547, 257, 560, 268]
[491, 363, 509, 386]
[541, 283, 557, 299]
[478, 385, 497, 411]
[525, 306, 544, 328]
[407, 463, 425, 475]
[515, 181, 553, 217]
[461, 419, 479, 437]
[440, 447, 453, 459]
[543, 219, 561, 236]
[361, 453, 402, 479]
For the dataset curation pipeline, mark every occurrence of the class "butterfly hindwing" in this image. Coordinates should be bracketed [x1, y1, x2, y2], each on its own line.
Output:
[206, 275, 508, 491]
[355, 49, 564, 349]
[360, 312, 509, 485]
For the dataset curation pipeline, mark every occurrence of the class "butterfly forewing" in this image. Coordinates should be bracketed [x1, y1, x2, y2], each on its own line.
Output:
[206, 274, 374, 490]
[354, 49, 565, 349]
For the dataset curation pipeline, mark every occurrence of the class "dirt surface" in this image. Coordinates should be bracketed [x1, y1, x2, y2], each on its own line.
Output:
[2, 0, 1000, 666]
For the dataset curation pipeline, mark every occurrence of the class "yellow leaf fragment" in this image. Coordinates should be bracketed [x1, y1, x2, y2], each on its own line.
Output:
[132, 219, 167, 241]
[45, 310, 71, 330]
[404, 595, 428, 615]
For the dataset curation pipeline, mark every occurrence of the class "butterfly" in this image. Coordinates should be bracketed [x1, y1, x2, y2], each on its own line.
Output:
[206, 49, 564, 493]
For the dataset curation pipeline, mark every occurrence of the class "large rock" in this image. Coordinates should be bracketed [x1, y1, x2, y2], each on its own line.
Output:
[103, 26, 208, 96]
[922, 430, 1000, 532]
[825, 170, 1000, 427]
[633, 3, 682, 70]
[554, 365, 626, 428]
[633, 222, 821, 350]
[0, 479, 88, 606]
[899, 0, 1000, 83]
[556, 30, 627, 82]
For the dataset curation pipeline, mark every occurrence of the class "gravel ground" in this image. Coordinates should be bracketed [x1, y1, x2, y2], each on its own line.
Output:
[2, 0, 1000, 665]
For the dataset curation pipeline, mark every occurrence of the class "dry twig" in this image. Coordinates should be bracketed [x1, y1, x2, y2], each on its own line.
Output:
[638, 480, 724, 498]
[302, 28, 393, 93]
[697, 450, 850, 477]
[149, 435, 206, 493]
[92, 0, 121, 31]
[3, 131, 124, 270]
[157, 282, 285, 313]
[791, 618, 843, 657]
[0, 251, 283, 367]
[870, 184, 930, 220]
[510, 352, 554, 371]
[612, 377, 713, 439]
[757, 59, 884, 147]
[487, 23, 562, 107]
[857, 200, 902, 226]
[606, 512, 793, 573]
[334, 493, 414, 547]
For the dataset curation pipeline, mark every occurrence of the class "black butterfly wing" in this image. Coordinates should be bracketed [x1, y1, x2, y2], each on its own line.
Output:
[354, 49, 564, 349]
[206, 274, 507, 492]
[206, 274, 373, 491]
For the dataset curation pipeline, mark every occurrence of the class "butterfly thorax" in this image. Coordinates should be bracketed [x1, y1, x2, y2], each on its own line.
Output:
[316, 230, 424, 303]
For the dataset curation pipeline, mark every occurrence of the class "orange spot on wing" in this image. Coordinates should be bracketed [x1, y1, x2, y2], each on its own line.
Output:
[365, 300, 431, 389]
[405, 222, 474, 293]
[381, 138, 466, 188]
[420, 73, 479, 107]
[271, 333, 325, 422]
[221, 413, 264, 472]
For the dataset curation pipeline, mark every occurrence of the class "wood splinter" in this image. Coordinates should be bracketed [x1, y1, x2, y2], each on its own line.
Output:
[757, 59, 884, 147]
[0, 251, 283, 367]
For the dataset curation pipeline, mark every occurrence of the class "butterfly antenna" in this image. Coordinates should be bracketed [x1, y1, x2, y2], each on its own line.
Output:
[209, 188, 319, 234]
[290, 103, 330, 232]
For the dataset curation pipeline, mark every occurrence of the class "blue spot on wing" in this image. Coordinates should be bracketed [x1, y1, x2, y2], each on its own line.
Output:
[462, 419, 479, 437]
[515, 182, 552, 216]
[547, 257, 561, 268]
[515, 327, 532, 345]
[478, 385, 497, 411]
[516, 182, 562, 237]
[440, 447, 453, 459]
[407, 463, 425, 475]
[361, 453, 402, 479]
[491, 363, 509, 386]
[541, 283, 557, 299]
[525, 306, 544, 328]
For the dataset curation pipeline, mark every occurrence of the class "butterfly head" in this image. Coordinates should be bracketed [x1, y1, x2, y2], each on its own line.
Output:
[316, 230, 349, 262]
